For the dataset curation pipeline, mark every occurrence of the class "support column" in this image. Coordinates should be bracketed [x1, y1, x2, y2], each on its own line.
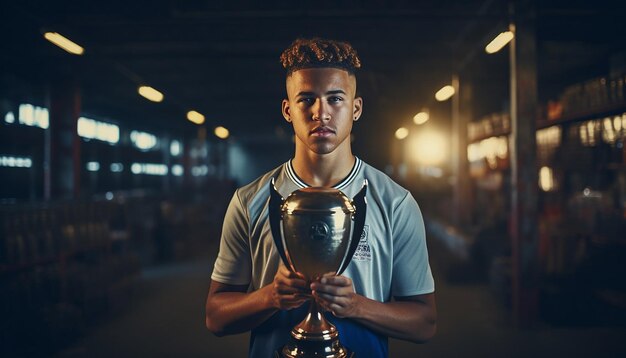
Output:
[47, 79, 81, 199]
[452, 75, 472, 227]
[509, 0, 539, 327]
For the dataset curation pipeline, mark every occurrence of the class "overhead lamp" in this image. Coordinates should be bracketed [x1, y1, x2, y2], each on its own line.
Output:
[138, 86, 164, 103]
[214, 126, 229, 139]
[485, 31, 514, 54]
[130, 130, 158, 151]
[4, 112, 15, 124]
[435, 85, 455, 102]
[187, 110, 205, 125]
[43, 32, 84, 55]
[410, 130, 447, 165]
[395, 127, 409, 140]
[413, 111, 429, 125]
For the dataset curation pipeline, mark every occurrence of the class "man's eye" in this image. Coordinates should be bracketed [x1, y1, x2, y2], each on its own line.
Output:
[299, 98, 315, 105]
[329, 96, 343, 103]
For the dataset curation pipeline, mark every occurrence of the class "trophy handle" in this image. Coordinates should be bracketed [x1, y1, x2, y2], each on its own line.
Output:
[337, 180, 368, 276]
[268, 178, 291, 270]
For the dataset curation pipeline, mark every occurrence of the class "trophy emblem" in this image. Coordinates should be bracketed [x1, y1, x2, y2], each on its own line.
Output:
[269, 179, 368, 358]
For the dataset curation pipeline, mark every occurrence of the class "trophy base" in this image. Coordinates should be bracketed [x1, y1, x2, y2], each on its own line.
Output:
[275, 331, 353, 358]
[274, 346, 354, 358]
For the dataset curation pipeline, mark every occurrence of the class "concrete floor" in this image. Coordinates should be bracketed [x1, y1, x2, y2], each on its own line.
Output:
[56, 239, 626, 358]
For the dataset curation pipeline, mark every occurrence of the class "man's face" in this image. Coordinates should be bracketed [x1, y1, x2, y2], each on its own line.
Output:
[282, 68, 363, 156]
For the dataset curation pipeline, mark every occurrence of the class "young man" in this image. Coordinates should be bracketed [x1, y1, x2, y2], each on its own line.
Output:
[205, 38, 436, 357]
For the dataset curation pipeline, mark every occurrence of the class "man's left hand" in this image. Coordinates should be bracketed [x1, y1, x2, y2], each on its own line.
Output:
[310, 274, 361, 318]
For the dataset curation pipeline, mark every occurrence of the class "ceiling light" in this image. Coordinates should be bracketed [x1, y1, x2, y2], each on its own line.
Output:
[395, 127, 409, 140]
[214, 126, 229, 139]
[43, 32, 84, 55]
[187, 110, 205, 125]
[413, 111, 429, 125]
[138, 86, 164, 102]
[485, 31, 514, 54]
[435, 85, 455, 101]
[411, 130, 447, 165]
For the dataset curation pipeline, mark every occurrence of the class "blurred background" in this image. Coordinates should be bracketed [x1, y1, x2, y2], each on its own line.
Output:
[1, 0, 625, 357]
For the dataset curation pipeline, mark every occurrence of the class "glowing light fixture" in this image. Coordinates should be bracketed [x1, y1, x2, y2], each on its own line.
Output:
[130, 163, 168, 176]
[130, 130, 158, 151]
[191, 165, 209, 177]
[138, 86, 164, 103]
[413, 111, 429, 125]
[187, 110, 205, 125]
[172, 165, 184, 177]
[44, 32, 84, 55]
[410, 130, 446, 165]
[395, 127, 409, 140]
[86, 162, 100, 172]
[467, 143, 482, 162]
[19, 104, 49, 129]
[0, 155, 32, 168]
[77, 117, 119, 144]
[539, 166, 555, 192]
[214, 126, 229, 139]
[4, 112, 15, 123]
[485, 31, 514, 54]
[110, 163, 124, 172]
[435, 85, 455, 102]
[170, 140, 182, 156]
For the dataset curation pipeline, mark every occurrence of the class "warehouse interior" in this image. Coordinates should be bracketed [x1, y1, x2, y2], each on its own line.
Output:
[1, 0, 625, 357]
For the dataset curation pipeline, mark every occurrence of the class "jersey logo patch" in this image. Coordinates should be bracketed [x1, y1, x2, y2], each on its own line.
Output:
[352, 225, 371, 262]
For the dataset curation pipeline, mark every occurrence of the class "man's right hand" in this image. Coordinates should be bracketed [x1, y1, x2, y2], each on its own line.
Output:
[205, 265, 309, 336]
[269, 265, 309, 310]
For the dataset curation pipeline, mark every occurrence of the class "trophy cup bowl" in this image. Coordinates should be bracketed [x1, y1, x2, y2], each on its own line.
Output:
[269, 179, 367, 358]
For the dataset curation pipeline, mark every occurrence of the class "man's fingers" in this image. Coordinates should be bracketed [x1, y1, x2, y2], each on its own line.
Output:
[283, 295, 308, 304]
[280, 265, 306, 280]
[278, 265, 293, 276]
[272, 266, 314, 310]
[320, 275, 351, 286]
[277, 267, 308, 288]
[276, 284, 304, 295]
[327, 303, 344, 316]
[311, 281, 354, 297]
[276, 280, 311, 297]
[313, 293, 332, 311]
[313, 284, 342, 296]
[313, 293, 346, 317]
[276, 276, 308, 290]
[281, 295, 308, 309]
[313, 290, 349, 305]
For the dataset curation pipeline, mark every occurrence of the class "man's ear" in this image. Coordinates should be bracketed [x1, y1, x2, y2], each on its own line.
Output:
[353, 97, 363, 121]
[282, 99, 291, 122]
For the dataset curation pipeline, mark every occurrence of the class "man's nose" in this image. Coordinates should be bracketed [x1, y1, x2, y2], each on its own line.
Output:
[311, 99, 330, 121]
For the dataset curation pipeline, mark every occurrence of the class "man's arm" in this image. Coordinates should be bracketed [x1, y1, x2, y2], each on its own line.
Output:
[311, 275, 437, 343]
[205, 266, 310, 336]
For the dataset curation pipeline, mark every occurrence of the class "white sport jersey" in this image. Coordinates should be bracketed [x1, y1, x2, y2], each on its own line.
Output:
[211, 157, 435, 302]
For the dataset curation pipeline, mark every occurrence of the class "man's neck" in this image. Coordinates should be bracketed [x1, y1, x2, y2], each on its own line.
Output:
[292, 147, 355, 188]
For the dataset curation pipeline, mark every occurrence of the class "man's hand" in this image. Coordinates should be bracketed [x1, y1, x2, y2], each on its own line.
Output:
[206, 266, 310, 336]
[270, 265, 310, 310]
[310, 274, 361, 318]
[311, 274, 437, 343]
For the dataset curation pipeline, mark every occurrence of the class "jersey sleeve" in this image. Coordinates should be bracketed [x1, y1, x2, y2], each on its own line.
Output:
[211, 190, 252, 285]
[391, 192, 435, 297]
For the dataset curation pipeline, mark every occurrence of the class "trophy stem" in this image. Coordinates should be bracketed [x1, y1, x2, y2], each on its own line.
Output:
[292, 300, 337, 341]
[281, 299, 349, 357]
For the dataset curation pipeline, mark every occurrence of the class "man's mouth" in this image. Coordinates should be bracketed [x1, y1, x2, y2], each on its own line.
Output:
[310, 126, 335, 136]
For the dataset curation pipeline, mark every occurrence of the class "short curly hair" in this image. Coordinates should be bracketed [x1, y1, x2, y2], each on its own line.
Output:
[280, 38, 361, 76]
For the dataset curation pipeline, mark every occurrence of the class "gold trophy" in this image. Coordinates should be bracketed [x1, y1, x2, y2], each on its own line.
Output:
[269, 179, 367, 358]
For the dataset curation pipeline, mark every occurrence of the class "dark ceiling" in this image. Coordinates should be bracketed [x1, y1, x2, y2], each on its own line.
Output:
[2, 0, 625, 166]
